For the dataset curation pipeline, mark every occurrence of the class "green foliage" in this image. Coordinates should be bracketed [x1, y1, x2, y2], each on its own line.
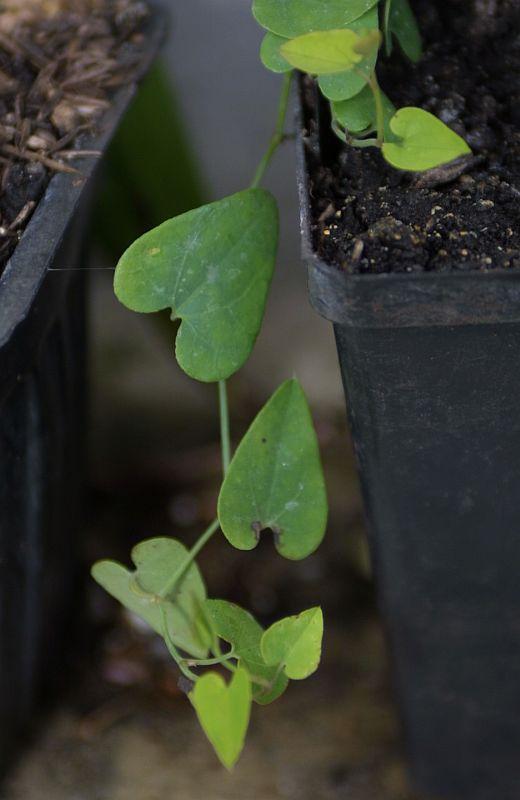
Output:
[94, 0, 473, 775]
[91, 538, 209, 658]
[253, 0, 380, 39]
[332, 84, 396, 138]
[114, 189, 278, 382]
[261, 607, 324, 679]
[218, 379, 327, 560]
[191, 666, 252, 770]
[387, 0, 422, 62]
[96, 43, 328, 765]
[257, 0, 469, 170]
[260, 32, 292, 73]
[382, 107, 471, 171]
[280, 28, 381, 75]
[317, 7, 380, 101]
[205, 599, 289, 704]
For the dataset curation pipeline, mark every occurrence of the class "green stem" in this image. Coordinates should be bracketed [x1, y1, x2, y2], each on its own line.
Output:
[158, 518, 220, 599]
[250, 71, 293, 189]
[384, 0, 393, 56]
[367, 71, 385, 148]
[185, 648, 236, 667]
[160, 607, 199, 681]
[218, 380, 231, 476]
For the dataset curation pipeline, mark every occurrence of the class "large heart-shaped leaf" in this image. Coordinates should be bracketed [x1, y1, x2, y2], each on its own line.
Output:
[114, 189, 278, 382]
[382, 107, 471, 171]
[261, 607, 323, 679]
[317, 8, 380, 101]
[281, 28, 380, 75]
[332, 83, 396, 137]
[253, 0, 380, 38]
[91, 538, 209, 658]
[191, 666, 252, 770]
[260, 32, 292, 73]
[389, 0, 422, 62]
[218, 379, 327, 560]
[205, 599, 288, 704]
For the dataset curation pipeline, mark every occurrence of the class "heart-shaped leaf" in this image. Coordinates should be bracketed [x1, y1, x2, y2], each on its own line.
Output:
[114, 189, 278, 382]
[332, 84, 395, 137]
[261, 607, 323, 679]
[281, 28, 380, 75]
[91, 538, 209, 658]
[191, 666, 252, 770]
[382, 107, 471, 171]
[260, 32, 292, 73]
[389, 0, 422, 62]
[205, 599, 288, 704]
[253, 0, 379, 38]
[317, 8, 380, 101]
[218, 379, 327, 560]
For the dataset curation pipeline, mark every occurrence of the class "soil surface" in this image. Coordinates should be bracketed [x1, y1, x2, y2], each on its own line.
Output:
[0, 0, 150, 270]
[307, 0, 520, 274]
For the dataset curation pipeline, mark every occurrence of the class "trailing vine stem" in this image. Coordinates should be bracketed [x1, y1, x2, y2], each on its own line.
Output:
[250, 70, 293, 189]
[218, 379, 231, 475]
[367, 71, 385, 147]
[161, 606, 199, 681]
[184, 648, 236, 668]
[158, 518, 220, 600]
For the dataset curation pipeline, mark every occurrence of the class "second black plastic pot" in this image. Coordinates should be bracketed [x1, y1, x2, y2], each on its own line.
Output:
[0, 7, 164, 774]
[296, 85, 520, 800]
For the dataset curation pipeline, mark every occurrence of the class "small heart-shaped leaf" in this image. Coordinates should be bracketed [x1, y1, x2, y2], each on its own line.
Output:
[205, 599, 288, 704]
[218, 379, 327, 560]
[261, 607, 323, 679]
[114, 189, 278, 382]
[281, 28, 380, 75]
[260, 32, 292, 73]
[191, 666, 252, 770]
[389, 0, 422, 62]
[382, 107, 471, 171]
[253, 0, 379, 38]
[91, 538, 209, 658]
[317, 8, 380, 101]
[332, 84, 395, 137]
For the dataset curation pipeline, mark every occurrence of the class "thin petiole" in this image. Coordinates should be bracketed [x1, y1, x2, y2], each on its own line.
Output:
[367, 71, 385, 147]
[184, 647, 236, 668]
[158, 518, 220, 599]
[384, 0, 393, 56]
[218, 380, 231, 476]
[161, 607, 199, 682]
[250, 71, 293, 189]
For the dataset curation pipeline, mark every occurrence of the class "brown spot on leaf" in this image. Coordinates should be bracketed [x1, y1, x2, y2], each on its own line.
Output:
[251, 521, 262, 541]
[250, 521, 282, 546]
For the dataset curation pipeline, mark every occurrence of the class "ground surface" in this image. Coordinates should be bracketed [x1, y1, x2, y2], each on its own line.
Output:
[2, 622, 419, 800]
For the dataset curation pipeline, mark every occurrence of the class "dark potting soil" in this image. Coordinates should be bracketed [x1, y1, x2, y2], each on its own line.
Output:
[0, 0, 150, 272]
[307, 0, 520, 274]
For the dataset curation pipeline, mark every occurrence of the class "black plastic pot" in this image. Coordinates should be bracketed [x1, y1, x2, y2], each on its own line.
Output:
[296, 85, 520, 800]
[0, 10, 163, 772]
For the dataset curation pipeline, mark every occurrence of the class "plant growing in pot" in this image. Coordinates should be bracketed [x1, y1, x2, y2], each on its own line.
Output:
[92, 0, 520, 796]
[275, 1, 520, 798]
[0, 0, 163, 773]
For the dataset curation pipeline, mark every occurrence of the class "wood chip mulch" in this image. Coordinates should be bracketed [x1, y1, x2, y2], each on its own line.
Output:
[0, 0, 151, 268]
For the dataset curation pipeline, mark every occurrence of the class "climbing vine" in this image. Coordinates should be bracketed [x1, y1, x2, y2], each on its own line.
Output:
[93, 0, 470, 769]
